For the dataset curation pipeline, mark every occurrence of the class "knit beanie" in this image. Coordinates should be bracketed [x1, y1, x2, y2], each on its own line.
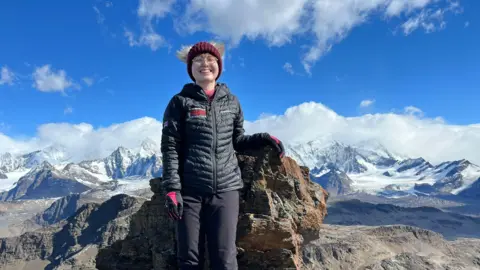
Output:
[176, 41, 225, 82]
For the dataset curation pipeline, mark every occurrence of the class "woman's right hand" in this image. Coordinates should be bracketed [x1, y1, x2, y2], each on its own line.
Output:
[165, 191, 183, 220]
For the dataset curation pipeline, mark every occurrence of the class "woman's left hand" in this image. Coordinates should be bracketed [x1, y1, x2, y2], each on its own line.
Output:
[263, 133, 285, 158]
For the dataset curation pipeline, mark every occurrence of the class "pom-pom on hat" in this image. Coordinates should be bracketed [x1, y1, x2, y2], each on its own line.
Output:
[176, 41, 225, 82]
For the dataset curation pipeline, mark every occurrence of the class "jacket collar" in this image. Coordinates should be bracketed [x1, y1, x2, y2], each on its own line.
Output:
[180, 82, 230, 101]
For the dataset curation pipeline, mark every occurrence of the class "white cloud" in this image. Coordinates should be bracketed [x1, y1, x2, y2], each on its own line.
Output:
[360, 99, 375, 108]
[398, 2, 461, 35]
[283, 62, 294, 75]
[0, 66, 15, 86]
[170, 0, 462, 74]
[124, 28, 165, 51]
[137, 0, 175, 19]
[93, 6, 106, 25]
[32, 65, 75, 93]
[1, 102, 479, 166]
[404, 105, 423, 116]
[82, 77, 94, 87]
[176, 0, 309, 46]
[0, 117, 163, 163]
[385, 0, 432, 17]
[464, 21, 469, 28]
[243, 102, 480, 165]
[126, 0, 174, 50]
[64, 106, 73, 115]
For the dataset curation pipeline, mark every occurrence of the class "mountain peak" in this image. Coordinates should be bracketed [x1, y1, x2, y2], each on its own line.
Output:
[139, 138, 159, 157]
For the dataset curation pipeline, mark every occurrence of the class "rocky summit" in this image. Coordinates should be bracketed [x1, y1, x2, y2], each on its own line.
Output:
[95, 148, 329, 269]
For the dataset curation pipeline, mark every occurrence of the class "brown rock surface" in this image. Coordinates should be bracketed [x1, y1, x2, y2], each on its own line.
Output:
[95, 148, 329, 269]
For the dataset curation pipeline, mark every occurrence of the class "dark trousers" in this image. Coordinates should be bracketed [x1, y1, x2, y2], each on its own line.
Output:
[176, 190, 239, 270]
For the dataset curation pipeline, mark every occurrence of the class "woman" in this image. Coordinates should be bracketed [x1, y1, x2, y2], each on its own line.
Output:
[161, 41, 284, 270]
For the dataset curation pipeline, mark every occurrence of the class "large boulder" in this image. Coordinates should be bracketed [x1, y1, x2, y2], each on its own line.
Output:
[95, 148, 329, 269]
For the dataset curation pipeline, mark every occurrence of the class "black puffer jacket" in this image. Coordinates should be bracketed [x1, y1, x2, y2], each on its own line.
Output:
[160, 83, 268, 195]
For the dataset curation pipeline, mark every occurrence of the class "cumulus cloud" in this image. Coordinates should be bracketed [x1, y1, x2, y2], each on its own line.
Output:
[170, 0, 462, 74]
[125, 0, 174, 50]
[1, 102, 479, 165]
[283, 62, 294, 75]
[176, 0, 309, 46]
[360, 99, 375, 108]
[0, 66, 15, 86]
[0, 117, 164, 163]
[404, 105, 423, 115]
[32, 65, 75, 93]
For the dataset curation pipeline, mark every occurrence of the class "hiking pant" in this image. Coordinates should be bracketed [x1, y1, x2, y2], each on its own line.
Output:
[176, 189, 239, 270]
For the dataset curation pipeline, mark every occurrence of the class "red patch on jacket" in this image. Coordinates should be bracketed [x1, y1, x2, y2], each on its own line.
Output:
[188, 108, 206, 118]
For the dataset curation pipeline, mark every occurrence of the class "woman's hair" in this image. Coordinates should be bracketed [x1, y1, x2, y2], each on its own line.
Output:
[176, 41, 225, 63]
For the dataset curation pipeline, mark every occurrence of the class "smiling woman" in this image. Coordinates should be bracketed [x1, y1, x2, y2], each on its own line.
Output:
[159, 40, 285, 269]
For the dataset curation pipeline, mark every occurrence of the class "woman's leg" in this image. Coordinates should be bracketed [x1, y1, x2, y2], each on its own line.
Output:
[205, 190, 240, 270]
[176, 192, 206, 270]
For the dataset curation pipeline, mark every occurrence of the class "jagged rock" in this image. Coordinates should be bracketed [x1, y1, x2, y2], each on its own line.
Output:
[302, 224, 480, 270]
[95, 148, 329, 270]
[34, 194, 82, 226]
[0, 170, 7, 179]
[0, 194, 144, 270]
[324, 199, 480, 239]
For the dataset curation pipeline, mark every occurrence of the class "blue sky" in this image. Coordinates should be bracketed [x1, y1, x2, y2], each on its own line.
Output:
[0, 0, 479, 163]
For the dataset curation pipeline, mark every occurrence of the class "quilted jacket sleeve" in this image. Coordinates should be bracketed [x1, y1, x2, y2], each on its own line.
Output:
[232, 98, 267, 153]
[160, 96, 184, 192]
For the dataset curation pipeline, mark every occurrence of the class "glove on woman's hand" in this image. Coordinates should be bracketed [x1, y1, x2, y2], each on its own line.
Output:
[165, 191, 183, 220]
[263, 133, 285, 158]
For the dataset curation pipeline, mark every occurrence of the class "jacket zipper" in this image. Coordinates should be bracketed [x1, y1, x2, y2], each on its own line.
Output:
[209, 101, 217, 193]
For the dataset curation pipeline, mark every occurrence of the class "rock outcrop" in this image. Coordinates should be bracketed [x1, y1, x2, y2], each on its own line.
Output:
[33, 193, 82, 226]
[95, 148, 329, 270]
[302, 224, 480, 270]
[324, 199, 480, 240]
[0, 194, 145, 270]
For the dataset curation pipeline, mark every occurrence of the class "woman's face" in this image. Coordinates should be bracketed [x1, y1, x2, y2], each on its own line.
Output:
[191, 53, 219, 83]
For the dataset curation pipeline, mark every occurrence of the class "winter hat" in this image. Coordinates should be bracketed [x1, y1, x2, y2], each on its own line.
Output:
[176, 41, 225, 82]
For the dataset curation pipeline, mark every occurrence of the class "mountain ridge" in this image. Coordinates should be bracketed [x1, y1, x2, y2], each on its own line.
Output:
[1, 137, 479, 202]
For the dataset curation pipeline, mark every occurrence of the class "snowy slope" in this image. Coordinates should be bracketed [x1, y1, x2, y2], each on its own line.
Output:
[310, 164, 353, 196]
[0, 145, 71, 174]
[286, 140, 397, 174]
[1, 136, 478, 201]
[286, 138, 480, 197]
[0, 139, 162, 201]
[79, 140, 162, 180]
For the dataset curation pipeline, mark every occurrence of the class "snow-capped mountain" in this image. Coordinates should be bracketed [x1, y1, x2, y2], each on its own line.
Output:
[422, 159, 480, 194]
[0, 139, 162, 201]
[310, 163, 353, 196]
[286, 140, 398, 174]
[286, 139, 480, 198]
[79, 139, 162, 179]
[0, 161, 91, 201]
[0, 136, 479, 201]
[0, 145, 71, 174]
[458, 177, 480, 198]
